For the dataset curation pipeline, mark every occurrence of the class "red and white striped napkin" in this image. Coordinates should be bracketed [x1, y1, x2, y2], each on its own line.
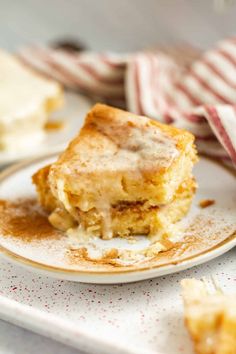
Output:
[19, 39, 236, 167]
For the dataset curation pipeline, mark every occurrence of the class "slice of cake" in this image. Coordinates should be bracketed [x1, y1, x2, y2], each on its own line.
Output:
[181, 278, 236, 354]
[0, 50, 63, 150]
[33, 104, 198, 239]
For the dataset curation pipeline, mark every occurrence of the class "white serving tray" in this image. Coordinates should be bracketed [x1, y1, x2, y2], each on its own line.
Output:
[0, 249, 236, 354]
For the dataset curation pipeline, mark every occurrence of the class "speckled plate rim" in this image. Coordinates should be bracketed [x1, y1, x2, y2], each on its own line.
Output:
[0, 153, 235, 283]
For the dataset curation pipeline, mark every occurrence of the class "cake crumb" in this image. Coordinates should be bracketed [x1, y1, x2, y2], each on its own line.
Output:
[44, 120, 64, 131]
[103, 248, 119, 259]
[199, 199, 215, 208]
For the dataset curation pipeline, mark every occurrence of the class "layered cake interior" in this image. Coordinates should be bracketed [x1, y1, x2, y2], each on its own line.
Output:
[181, 278, 236, 354]
[0, 49, 63, 150]
[33, 104, 198, 240]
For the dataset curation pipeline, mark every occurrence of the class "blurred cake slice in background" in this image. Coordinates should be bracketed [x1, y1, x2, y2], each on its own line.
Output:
[181, 278, 236, 354]
[0, 50, 63, 151]
[33, 104, 198, 240]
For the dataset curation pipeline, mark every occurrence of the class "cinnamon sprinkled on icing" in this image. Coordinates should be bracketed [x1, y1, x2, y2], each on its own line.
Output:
[64, 120, 179, 174]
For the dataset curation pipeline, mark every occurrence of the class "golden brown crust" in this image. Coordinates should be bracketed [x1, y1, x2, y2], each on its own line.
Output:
[33, 104, 198, 239]
[32, 165, 57, 212]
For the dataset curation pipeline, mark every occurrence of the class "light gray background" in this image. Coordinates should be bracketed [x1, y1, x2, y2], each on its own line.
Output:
[0, 0, 236, 353]
[1, 0, 236, 52]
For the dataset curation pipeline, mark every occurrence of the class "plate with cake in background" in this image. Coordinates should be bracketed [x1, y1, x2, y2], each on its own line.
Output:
[0, 49, 92, 166]
[0, 104, 235, 283]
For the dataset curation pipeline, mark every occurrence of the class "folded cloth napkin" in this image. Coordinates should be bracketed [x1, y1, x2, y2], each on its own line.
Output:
[19, 39, 236, 167]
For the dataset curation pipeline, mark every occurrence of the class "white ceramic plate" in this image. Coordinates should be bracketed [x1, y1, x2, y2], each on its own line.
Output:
[0, 92, 92, 166]
[0, 154, 235, 284]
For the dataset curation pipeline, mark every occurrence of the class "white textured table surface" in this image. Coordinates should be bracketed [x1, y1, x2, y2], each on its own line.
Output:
[0, 1, 236, 353]
[0, 249, 236, 354]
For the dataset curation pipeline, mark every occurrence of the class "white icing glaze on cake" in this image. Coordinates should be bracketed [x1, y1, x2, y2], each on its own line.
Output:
[59, 120, 179, 176]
